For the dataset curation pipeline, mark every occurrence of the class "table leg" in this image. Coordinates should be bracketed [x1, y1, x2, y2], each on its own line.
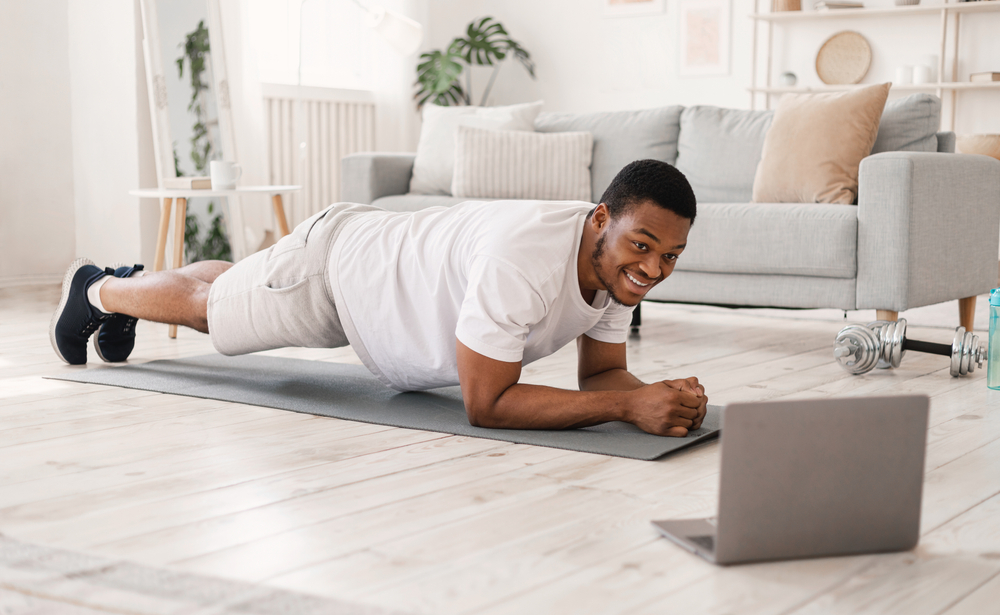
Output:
[169, 197, 188, 339]
[272, 194, 291, 238]
[153, 198, 173, 272]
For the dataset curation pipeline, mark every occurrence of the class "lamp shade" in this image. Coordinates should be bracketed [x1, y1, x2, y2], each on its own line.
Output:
[364, 5, 423, 56]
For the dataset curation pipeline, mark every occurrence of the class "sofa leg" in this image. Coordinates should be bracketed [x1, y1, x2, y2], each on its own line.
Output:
[630, 302, 642, 336]
[876, 310, 898, 322]
[959, 296, 976, 332]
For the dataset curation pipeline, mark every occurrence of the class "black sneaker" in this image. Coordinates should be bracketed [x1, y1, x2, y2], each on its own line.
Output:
[93, 263, 144, 363]
[49, 258, 112, 365]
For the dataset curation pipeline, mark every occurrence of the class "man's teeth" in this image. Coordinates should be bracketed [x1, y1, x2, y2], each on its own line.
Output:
[626, 272, 648, 287]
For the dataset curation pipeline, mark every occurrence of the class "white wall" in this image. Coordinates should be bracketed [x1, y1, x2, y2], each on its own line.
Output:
[0, 1, 77, 286]
[426, 0, 1000, 133]
[0, 0, 162, 288]
[68, 0, 159, 268]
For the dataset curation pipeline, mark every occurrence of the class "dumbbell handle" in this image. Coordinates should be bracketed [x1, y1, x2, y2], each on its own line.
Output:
[903, 339, 952, 356]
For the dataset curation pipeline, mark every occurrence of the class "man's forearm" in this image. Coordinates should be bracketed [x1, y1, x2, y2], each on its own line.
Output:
[579, 368, 646, 392]
[475, 383, 631, 430]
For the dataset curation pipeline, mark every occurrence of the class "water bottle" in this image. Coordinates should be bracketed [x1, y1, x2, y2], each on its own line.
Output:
[989, 289, 1000, 389]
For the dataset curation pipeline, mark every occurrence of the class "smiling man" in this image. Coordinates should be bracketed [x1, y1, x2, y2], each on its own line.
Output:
[50, 159, 706, 436]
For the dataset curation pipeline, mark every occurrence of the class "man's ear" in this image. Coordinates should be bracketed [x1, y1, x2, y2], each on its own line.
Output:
[591, 203, 610, 231]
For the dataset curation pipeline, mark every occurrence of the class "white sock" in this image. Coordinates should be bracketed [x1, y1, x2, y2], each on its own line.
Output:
[87, 275, 112, 314]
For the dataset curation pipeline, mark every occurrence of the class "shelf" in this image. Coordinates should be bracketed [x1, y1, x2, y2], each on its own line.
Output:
[751, 1, 1000, 22]
[748, 81, 1000, 93]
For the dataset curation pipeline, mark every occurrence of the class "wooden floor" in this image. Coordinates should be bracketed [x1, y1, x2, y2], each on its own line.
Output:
[3, 284, 1000, 614]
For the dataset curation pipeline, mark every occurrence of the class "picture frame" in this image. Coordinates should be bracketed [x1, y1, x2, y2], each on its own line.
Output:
[603, 0, 666, 18]
[678, 0, 731, 76]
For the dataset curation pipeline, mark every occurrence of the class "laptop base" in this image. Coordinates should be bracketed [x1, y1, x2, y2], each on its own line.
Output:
[651, 518, 717, 564]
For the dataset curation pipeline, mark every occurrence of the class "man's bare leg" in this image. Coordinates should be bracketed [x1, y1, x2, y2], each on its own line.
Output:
[99, 261, 232, 334]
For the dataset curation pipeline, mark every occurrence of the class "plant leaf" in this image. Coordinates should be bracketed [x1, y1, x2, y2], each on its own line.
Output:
[452, 16, 509, 66]
[505, 39, 536, 79]
[414, 49, 466, 108]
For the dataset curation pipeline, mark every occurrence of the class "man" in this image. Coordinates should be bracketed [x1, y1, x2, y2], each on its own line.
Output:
[51, 159, 707, 436]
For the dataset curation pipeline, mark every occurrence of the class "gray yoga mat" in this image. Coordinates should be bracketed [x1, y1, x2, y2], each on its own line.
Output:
[48, 354, 721, 461]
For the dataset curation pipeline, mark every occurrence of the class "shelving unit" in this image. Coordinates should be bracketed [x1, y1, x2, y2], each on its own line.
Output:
[749, 0, 1000, 129]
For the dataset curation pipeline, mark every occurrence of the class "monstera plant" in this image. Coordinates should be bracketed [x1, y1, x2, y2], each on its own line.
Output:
[415, 17, 535, 108]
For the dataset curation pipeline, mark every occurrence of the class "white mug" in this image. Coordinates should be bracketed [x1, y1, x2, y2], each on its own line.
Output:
[210, 160, 242, 190]
[894, 66, 913, 86]
[913, 64, 933, 85]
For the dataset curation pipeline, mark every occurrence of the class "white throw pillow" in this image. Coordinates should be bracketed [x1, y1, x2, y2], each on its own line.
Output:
[409, 101, 543, 195]
[451, 126, 593, 202]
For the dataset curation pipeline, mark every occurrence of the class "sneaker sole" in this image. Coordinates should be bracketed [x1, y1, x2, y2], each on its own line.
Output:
[92, 262, 127, 363]
[50, 257, 97, 365]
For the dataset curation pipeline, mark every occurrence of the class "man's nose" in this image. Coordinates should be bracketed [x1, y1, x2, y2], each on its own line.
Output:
[638, 256, 661, 280]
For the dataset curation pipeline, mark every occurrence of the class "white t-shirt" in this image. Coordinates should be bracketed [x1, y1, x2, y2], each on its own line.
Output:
[328, 200, 635, 391]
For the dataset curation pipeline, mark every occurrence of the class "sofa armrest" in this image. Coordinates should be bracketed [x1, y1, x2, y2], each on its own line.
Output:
[856, 151, 1000, 311]
[341, 153, 416, 204]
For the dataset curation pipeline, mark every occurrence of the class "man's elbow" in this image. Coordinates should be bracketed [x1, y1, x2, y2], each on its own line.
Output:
[465, 401, 498, 428]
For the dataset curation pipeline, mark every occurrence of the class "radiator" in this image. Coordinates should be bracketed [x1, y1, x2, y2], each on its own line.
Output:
[262, 83, 375, 228]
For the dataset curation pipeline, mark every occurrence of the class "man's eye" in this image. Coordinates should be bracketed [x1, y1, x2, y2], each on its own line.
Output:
[664, 254, 678, 262]
[633, 242, 648, 251]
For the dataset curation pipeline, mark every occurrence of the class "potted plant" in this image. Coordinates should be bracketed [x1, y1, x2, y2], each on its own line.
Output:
[414, 17, 535, 107]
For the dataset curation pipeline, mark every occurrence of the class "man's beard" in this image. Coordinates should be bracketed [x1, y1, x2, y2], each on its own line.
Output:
[590, 234, 630, 307]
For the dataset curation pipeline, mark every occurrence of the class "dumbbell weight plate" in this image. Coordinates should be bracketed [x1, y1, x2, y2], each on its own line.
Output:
[869, 319, 907, 369]
[834, 324, 881, 374]
[951, 327, 967, 377]
[958, 330, 981, 377]
[867, 321, 891, 369]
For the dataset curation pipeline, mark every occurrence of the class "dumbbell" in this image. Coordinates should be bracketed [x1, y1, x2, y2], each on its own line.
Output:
[833, 318, 986, 377]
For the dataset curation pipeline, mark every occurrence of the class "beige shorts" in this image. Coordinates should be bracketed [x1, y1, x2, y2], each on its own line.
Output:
[207, 202, 378, 355]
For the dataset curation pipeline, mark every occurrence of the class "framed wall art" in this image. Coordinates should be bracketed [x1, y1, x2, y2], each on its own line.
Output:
[678, 0, 731, 76]
[603, 0, 666, 18]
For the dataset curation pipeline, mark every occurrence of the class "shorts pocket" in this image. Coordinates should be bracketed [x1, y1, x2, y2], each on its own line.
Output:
[264, 278, 310, 293]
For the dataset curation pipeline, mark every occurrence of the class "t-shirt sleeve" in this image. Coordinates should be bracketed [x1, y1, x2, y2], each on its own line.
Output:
[455, 256, 547, 363]
[584, 303, 634, 345]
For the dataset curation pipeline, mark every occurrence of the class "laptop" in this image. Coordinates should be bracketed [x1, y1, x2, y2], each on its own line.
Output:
[652, 395, 929, 566]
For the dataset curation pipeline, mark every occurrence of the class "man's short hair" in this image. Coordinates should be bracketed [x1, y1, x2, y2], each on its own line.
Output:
[597, 159, 697, 223]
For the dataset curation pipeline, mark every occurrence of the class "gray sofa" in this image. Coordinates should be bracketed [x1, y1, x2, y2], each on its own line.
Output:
[341, 95, 1000, 329]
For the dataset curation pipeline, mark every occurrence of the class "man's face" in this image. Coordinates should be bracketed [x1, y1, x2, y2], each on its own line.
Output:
[589, 200, 691, 306]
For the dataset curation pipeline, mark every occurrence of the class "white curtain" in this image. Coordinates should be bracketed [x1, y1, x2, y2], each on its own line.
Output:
[221, 0, 428, 258]
[370, 0, 427, 153]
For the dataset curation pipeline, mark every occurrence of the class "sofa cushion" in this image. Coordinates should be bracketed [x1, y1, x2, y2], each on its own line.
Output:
[676, 202, 858, 278]
[535, 106, 683, 203]
[674, 106, 773, 204]
[752, 83, 891, 204]
[871, 93, 941, 154]
[452, 126, 593, 201]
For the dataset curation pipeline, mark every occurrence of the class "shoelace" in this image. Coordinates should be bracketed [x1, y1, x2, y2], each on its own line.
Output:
[81, 316, 108, 336]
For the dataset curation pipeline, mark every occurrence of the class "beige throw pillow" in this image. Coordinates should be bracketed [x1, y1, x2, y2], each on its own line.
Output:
[409, 101, 544, 195]
[452, 126, 593, 201]
[752, 83, 891, 204]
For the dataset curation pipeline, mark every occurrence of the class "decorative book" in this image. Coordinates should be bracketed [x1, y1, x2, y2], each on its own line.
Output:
[162, 176, 212, 189]
[815, 1, 864, 9]
[970, 72, 1000, 83]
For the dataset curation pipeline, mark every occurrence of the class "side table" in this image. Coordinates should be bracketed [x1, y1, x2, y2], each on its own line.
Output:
[129, 185, 301, 338]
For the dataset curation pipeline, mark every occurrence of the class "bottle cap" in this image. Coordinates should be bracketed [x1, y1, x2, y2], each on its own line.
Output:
[991, 288, 1000, 307]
